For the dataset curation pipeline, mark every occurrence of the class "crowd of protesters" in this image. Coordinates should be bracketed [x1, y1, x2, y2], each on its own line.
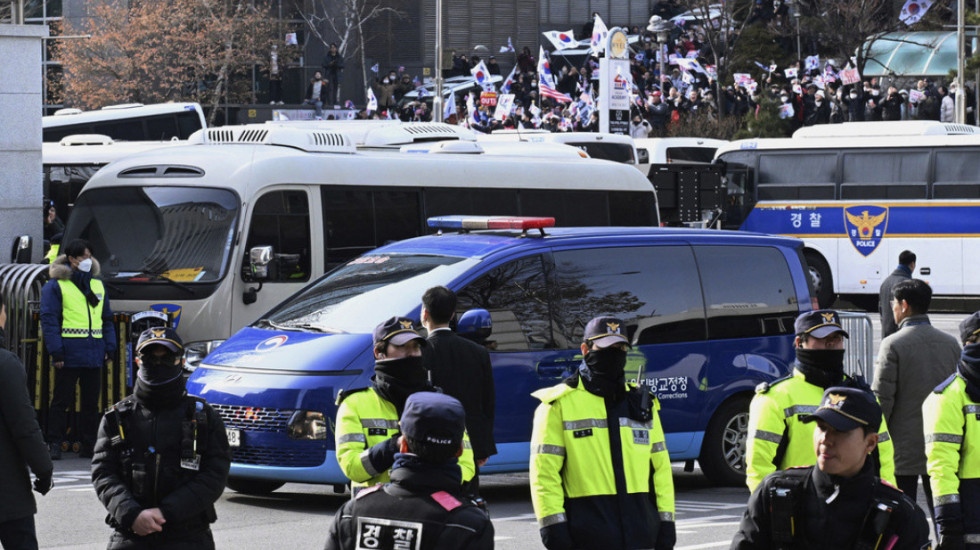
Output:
[347, 1, 972, 137]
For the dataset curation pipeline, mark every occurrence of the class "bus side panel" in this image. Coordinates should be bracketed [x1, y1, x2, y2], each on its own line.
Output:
[966, 237, 980, 296]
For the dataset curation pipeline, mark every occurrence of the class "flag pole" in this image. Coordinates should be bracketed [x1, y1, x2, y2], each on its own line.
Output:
[434, 0, 444, 122]
[956, 0, 966, 124]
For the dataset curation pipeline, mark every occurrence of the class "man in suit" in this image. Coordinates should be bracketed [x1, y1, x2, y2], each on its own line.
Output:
[420, 286, 496, 496]
[878, 250, 915, 339]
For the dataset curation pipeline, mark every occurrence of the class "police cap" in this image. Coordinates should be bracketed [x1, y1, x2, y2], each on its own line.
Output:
[959, 311, 980, 344]
[373, 316, 426, 347]
[136, 327, 183, 354]
[795, 310, 849, 339]
[802, 386, 881, 433]
[583, 316, 630, 349]
[400, 392, 465, 447]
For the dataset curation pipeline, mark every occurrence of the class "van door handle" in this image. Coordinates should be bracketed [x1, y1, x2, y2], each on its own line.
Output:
[536, 360, 578, 378]
[919, 267, 931, 275]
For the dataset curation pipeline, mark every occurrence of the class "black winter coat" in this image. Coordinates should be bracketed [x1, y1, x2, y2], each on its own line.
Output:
[879, 266, 912, 339]
[731, 462, 930, 550]
[325, 456, 494, 550]
[91, 391, 230, 538]
[422, 330, 496, 459]
[0, 348, 53, 522]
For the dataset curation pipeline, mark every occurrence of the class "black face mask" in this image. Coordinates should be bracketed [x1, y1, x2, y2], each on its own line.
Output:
[138, 354, 183, 386]
[795, 347, 846, 388]
[584, 347, 628, 379]
[373, 355, 431, 415]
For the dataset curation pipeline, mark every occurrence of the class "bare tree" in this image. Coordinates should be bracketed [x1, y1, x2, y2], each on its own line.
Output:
[297, 0, 405, 101]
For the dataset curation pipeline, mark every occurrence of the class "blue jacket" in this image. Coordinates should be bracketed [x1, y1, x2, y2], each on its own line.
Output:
[40, 256, 116, 368]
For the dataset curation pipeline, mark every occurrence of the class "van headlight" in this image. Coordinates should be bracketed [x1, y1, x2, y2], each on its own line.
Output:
[183, 340, 225, 372]
[288, 411, 329, 440]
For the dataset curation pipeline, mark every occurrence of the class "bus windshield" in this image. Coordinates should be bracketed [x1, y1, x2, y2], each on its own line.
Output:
[64, 186, 239, 283]
[263, 254, 477, 333]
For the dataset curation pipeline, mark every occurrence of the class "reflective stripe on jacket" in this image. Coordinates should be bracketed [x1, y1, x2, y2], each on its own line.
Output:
[746, 368, 896, 492]
[334, 387, 475, 490]
[57, 278, 105, 338]
[924, 374, 980, 517]
[529, 381, 674, 540]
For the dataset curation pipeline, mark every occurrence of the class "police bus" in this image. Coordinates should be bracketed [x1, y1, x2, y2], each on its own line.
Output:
[43, 102, 206, 143]
[59, 122, 659, 371]
[713, 121, 980, 309]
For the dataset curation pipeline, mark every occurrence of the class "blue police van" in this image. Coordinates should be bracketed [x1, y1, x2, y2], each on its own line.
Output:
[186, 217, 815, 492]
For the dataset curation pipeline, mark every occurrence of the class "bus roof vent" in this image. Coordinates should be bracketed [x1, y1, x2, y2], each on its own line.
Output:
[119, 165, 204, 178]
[101, 103, 145, 110]
[200, 125, 355, 153]
[58, 134, 115, 146]
[793, 120, 980, 138]
[52, 108, 83, 116]
[362, 123, 478, 147]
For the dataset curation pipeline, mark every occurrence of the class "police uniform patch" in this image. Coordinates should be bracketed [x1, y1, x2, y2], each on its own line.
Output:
[573, 429, 593, 438]
[368, 428, 387, 436]
[632, 429, 650, 445]
[356, 517, 423, 550]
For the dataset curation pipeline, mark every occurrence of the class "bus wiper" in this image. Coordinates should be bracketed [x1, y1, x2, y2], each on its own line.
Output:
[261, 319, 320, 333]
[102, 280, 124, 296]
[153, 274, 195, 295]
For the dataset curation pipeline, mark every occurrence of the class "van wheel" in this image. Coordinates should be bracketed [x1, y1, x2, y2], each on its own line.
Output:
[226, 477, 284, 495]
[805, 252, 834, 308]
[698, 396, 749, 486]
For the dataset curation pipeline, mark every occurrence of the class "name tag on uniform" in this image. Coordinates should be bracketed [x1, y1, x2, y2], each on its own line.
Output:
[368, 428, 387, 436]
[573, 429, 593, 438]
[180, 454, 201, 471]
[633, 429, 650, 445]
[356, 517, 423, 550]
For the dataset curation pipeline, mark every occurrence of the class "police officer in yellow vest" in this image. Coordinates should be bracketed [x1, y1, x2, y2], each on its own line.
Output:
[923, 311, 980, 550]
[530, 316, 675, 550]
[746, 310, 896, 493]
[40, 239, 117, 460]
[335, 317, 475, 493]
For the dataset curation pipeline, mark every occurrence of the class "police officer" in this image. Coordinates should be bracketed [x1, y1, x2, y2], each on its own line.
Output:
[732, 386, 931, 549]
[335, 317, 475, 493]
[325, 392, 494, 550]
[530, 316, 675, 550]
[41, 238, 117, 459]
[746, 310, 896, 492]
[923, 311, 980, 550]
[92, 328, 230, 549]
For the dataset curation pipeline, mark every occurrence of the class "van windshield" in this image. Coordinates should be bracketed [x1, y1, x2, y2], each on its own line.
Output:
[263, 254, 476, 333]
[64, 186, 239, 283]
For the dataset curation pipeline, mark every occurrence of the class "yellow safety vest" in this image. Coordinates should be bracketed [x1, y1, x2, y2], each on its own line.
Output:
[334, 387, 475, 490]
[924, 374, 980, 514]
[529, 381, 675, 529]
[746, 368, 896, 492]
[56, 278, 105, 338]
[44, 244, 60, 264]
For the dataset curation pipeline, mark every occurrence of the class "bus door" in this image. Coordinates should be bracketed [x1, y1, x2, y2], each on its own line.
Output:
[721, 164, 755, 230]
[232, 188, 316, 333]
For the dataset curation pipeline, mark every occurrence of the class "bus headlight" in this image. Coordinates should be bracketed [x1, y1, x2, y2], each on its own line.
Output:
[288, 411, 329, 440]
[183, 340, 225, 372]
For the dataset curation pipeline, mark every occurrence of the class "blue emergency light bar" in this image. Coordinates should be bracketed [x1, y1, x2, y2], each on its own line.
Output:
[426, 216, 556, 231]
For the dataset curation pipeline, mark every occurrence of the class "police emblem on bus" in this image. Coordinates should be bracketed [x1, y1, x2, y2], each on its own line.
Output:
[843, 205, 888, 257]
[256, 335, 288, 352]
[149, 303, 182, 328]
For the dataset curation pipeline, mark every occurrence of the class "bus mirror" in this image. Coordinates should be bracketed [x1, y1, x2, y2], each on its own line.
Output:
[456, 308, 492, 344]
[10, 235, 32, 263]
[637, 148, 650, 165]
[249, 246, 273, 281]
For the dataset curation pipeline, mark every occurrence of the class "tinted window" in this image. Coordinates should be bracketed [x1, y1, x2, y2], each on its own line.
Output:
[425, 188, 519, 217]
[608, 192, 658, 226]
[244, 190, 311, 282]
[693, 245, 798, 339]
[571, 142, 635, 164]
[553, 246, 706, 347]
[758, 153, 836, 184]
[176, 111, 204, 138]
[92, 120, 144, 141]
[320, 187, 421, 267]
[375, 190, 421, 246]
[522, 190, 608, 226]
[934, 149, 980, 182]
[842, 152, 928, 183]
[457, 254, 555, 352]
[145, 115, 178, 141]
[666, 147, 717, 163]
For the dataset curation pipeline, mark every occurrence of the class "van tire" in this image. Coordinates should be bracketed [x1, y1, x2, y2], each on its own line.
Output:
[226, 477, 285, 495]
[804, 251, 834, 308]
[698, 396, 750, 486]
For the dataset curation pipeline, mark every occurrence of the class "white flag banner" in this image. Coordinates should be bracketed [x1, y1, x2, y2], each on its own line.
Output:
[779, 103, 795, 119]
[909, 89, 925, 103]
[590, 14, 609, 54]
[733, 73, 753, 86]
[494, 94, 516, 120]
[900, 0, 934, 25]
[444, 90, 457, 121]
[366, 87, 378, 113]
[470, 61, 495, 91]
[543, 30, 579, 51]
[840, 68, 861, 85]
[529, 103, 541, 117]
[784, 67, 799, 79]
[804, 55, 820, 71]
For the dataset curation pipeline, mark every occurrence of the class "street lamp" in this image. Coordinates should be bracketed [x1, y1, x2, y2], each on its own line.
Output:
[647, 15, 673, 84]
[790, 0, 801, 64]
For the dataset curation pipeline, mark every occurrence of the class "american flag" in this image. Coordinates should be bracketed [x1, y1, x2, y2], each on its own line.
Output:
[537, 47, 573, 103]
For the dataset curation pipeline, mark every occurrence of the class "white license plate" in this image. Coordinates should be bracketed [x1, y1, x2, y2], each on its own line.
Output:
[226, 428, 241, 448]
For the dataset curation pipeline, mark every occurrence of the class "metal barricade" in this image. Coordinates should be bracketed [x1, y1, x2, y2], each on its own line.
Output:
[840, 311, 875, 382]
[0, 263, 49, 367]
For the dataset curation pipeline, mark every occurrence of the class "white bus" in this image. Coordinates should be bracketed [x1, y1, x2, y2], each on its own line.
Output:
[713, 120, 980, 309]
[477, 130, 640, 165]
[43, 102, 206, 143]
[60, 123, 660, 368]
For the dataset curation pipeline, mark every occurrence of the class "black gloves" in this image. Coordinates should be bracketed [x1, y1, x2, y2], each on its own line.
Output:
[33, 472, 53, 495]
[540, 523, 573, 550]
[366, 433, 401, 474]
[655, 520, 676, 550]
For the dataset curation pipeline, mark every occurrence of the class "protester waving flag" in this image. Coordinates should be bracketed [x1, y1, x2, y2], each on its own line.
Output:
[537, 48, 572, 103]
[501, 65, 518, 94]
[344, 100, 355, 110]
[900, 0, 933, 25]
[590, 14, 609, 54]
[470, 60, 494, 91]
[785, 67, 799, 78]
[500, 36, 515, 53]
[370, 63, 379, 74]
[366, 87, 378, 113]
[804, 55, 820, 71]
[444, 91, 457, 122]
[543, 30, 579, 51]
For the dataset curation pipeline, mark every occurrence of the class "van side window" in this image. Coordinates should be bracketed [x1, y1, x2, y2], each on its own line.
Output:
[522, 190, 608, 226]
[456, 254, 555, 352]
[552, 246, 706, 348]
[693, 245, 798, 339]
[321, 187, 421, 267]
[243, 190, 311, 282]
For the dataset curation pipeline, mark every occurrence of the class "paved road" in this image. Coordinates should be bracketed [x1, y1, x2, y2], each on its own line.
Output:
[35, 312, 965, 549]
